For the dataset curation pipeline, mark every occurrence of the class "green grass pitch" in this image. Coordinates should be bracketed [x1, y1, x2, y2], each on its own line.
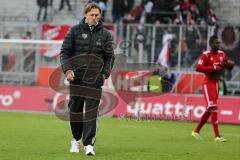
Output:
[0, 111, 239, 160]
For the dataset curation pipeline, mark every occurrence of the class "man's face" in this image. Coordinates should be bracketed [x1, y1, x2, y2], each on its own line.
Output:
[85, 8, 100, 26]
[211, 39, 221, 50]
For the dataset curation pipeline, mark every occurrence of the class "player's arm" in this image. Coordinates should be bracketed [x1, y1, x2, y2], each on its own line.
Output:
[101, 31, 115, 79]
[196, 54, 222, 73]
[60, 27, 75, 74]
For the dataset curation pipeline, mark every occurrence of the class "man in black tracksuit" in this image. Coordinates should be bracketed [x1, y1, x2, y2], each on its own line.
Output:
[60, 3, 114, 156]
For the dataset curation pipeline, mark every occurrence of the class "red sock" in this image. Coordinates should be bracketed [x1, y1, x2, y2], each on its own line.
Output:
[195, 110, 211, 133]
[211, 111, 220, 137]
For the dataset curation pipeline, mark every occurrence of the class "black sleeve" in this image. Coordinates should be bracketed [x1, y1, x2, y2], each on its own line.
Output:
[60, 27, 75, 74]
[101, 31, 115, 79]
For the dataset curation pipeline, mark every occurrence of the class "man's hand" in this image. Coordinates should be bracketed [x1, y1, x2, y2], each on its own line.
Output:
[224, 60, 235, 70]
[66, 70, 75, 81]
[215, 65, 223, 71]
[214, 63, 223, 71]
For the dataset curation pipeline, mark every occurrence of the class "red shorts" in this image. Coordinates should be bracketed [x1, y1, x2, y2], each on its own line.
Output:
[202, 79, 220, 108]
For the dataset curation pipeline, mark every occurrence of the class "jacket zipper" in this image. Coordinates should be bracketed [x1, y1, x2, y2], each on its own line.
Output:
[88, 29, 93, 53]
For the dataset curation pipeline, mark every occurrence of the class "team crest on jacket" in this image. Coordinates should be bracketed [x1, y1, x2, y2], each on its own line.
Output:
[96, 41, 102, 46]
[82, 33, 88, 39]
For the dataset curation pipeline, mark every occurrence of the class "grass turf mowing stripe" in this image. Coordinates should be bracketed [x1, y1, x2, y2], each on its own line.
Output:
[0, 111, 239, 160]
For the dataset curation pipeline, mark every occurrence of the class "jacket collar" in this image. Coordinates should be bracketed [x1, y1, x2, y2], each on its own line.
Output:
[79, 17, 103, 32]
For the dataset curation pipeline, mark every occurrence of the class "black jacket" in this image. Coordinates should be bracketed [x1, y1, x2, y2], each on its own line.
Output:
[60, 18, 115, 79]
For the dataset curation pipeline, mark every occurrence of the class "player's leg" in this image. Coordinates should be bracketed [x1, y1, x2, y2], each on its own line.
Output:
[211, 110, 221, 137]
[69, 95, 84, 152]
[82, 97, 100, 156]
[211, 82, 227, 142]
[192, 108, 211, 140]
[192, 82, 213, 136]
[211, 81, 220, 137]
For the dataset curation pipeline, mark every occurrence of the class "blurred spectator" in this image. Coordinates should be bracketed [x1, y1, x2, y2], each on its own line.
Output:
[37, 0, 48, 21]
[181, 0, 198, 23]
[144, 0, 154, 23]
[89, 0, 100, 2]
[217, 26, 240, 70]
[2, 33, 16, 71]
[185, 24, 202, 62]
[175, 0, 206, 25]
[168, 72, 176, 90]
[207, 9, 217, 25]
[156, 29, 175, 67]
[125, 0, 135, 14]
[221, 26, 236, 50]
[112, 0, 126, 23]
[162, 73, 172, 93]
[123, 2, 143, 24]
[174, 11, 184, 25]
[154, 22, 164, 61]
[99, 0, 108, 22]
[162, 0, 176, 23]
[22, 31, 36, 72]
[49, 0, 53, 8]
[147, 69, 162, 93]
[147, 66, 171, 93]
[114, 0, 216, 25]
[186, 12, 196, 26]
[133, 25, 145, 62]
[181, 0, 193, 12]
[189, 4, 199, 22]
[180, 36, 191, 67]
[173, 0, 184, 25]
[195, 0, 210, 23]
[173, 0, 184, 12]
[152, 0, 164, 23]
[59, 0, 72, 11]
[3, 32, 10, 39]
[145, 26, 153, 62]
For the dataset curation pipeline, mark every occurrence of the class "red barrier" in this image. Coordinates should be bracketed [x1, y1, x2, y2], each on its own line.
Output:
[37, 66, 60, 86]
[0, 85, 239, 124]
[175, 73, 204, 93]
[113, 92, 240, 124]
[0, 85, 50, 111]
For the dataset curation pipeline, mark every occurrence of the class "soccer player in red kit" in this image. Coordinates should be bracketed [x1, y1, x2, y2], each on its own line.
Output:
[191, 35, 235, 142]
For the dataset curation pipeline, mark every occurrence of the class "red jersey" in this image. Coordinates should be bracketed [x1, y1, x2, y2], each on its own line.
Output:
[196, 50, 228, 81]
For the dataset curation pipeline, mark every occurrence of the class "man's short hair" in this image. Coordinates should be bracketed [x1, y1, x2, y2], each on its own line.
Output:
[209, 35, 218, 46]
[84, 2, 101, 14]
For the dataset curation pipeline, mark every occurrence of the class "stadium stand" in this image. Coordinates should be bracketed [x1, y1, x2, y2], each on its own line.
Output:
[211, 0, 240, 25]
